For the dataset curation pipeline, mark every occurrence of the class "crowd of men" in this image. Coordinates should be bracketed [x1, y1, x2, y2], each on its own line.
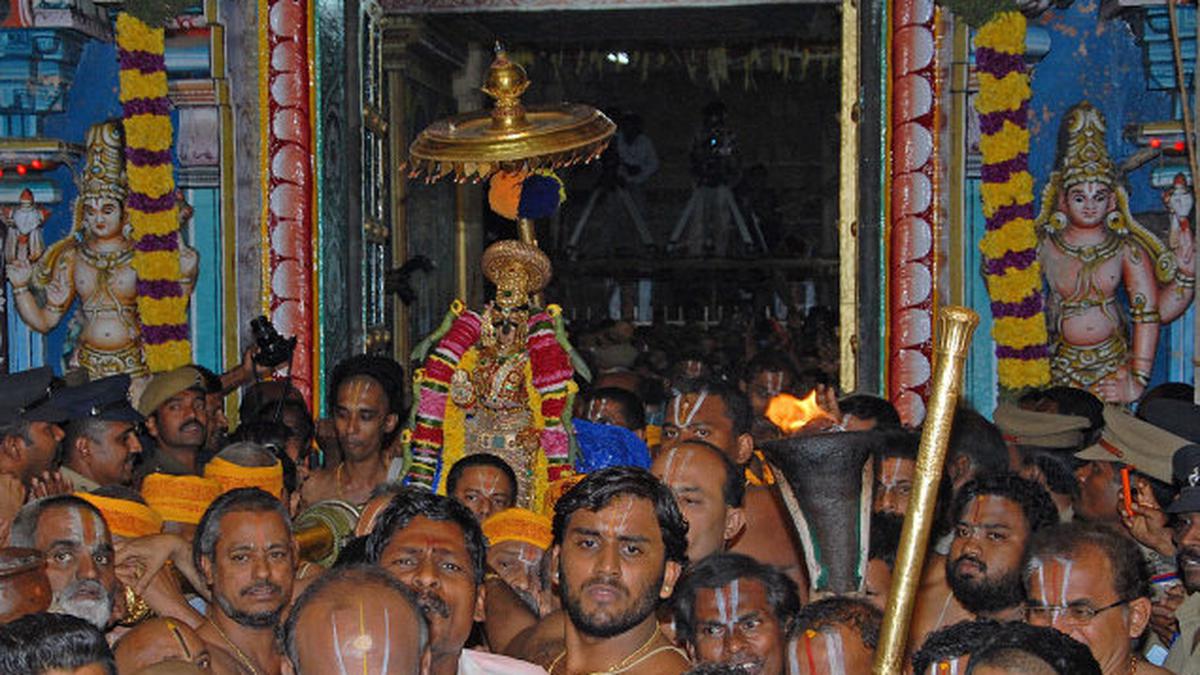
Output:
[0, 335, 1199, 675]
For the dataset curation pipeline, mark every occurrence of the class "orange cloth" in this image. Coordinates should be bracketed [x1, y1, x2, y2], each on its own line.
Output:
[488, 170, 524, 220]
[482, 508, 553, 550]
[541, 473, 585, 518]
[203, 457, 284, 499]
[141, 474, 222, 525]
[75, 492, 163, 538]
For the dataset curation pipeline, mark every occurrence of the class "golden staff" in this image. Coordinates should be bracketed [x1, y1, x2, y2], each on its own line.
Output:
[873, 305, 979, 674]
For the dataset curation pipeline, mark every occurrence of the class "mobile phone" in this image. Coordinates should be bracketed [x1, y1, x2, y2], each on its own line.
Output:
[1121, 465, 1137, 518]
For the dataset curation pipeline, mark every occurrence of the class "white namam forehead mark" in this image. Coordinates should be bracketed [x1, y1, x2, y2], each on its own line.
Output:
[879, 457, 905, 489]
[659, 447, 697, 487]
[713, 578, 741, 630]
[1028, 555, 1074, 607]
[671, 390, 709, 429]
[823, 628, 846, 675]
[586, 398, 607, 421]
[764, 371, 784, 396]
[342, 376, 383, 407]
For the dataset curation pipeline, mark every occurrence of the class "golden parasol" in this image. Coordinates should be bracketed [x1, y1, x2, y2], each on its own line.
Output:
[403, 44, 615, 297]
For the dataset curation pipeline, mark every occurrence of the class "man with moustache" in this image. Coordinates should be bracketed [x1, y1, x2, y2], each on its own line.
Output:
[1160, 444, 1200, 672]
[193, 488, 296, 675]
[300, 355, 404, 508]
[908, 474, 1057, 655]
[57, 375, 144, 491]
[137, 366, 209, 477]
[549, 466, 690, 674]
[672, 553, 799, 675]
[366, 488, 544, 674]
[0, 367, 69, 491]
[661, 379, 805, 592]
[650, 440, 745, 562]
[10, 495, 119, 629]
[284, 564, 431, 675]
[1022, 521, 1169, 675]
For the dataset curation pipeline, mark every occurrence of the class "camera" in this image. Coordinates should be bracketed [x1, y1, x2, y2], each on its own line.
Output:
[250, 315, 297, 368]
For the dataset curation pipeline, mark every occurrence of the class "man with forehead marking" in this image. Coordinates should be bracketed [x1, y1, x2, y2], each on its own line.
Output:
[366, 488, 544, 675]
[662, 379, 807, 593]
[283, 564, 432, 675]
[193, 488, 297, 675]
[650, 440, 745, 563]
[446, 453, 518, 523]
[301, 355, 404, 508]
[673, 553, 798, 675]
[788, 596, 881, 675]
[580, 387, 647, 438]
[549, 466, 690, 674]
[1022, 521, 1169, 675]
[909, 474, 1057, 658]
[10, 494, 118, 630]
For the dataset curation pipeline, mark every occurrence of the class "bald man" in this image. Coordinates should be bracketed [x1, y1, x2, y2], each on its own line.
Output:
[114, 617, 214, 673]
[283, 564, 431, 675]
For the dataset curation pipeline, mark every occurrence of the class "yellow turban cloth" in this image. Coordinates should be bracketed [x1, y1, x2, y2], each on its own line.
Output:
[141, 474, 222, 525]
[203, 457, 284, 499]
[75, 492, 163, 539]
[482, 508, 553, 551]
[541, 473, 585, 519]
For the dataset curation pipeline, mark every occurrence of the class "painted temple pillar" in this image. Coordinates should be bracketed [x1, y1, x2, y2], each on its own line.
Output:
[885, 0, 947, 425]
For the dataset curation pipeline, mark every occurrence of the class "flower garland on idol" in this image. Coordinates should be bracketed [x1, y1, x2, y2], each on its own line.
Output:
[974, 11, 1051, 392]
[402, 171, 577, 512]
[116, 13, 191, 371]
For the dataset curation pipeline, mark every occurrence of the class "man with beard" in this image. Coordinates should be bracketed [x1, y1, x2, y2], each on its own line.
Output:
[1160, 444, 1200, 672]
[651, 440, 745, 562]
[10, 495, 119, 630]
[738, 351, 798, 444]
[1022, 521, 1169, 675]
[661, 379, 805, 593]
[283, 564, 431, 675]
[57, 375, 144, 491]
[673, 553, 799, 675]
[300, 355, 403, 508]
[550, 466, 689, 674]
[193, 487, 296, 675]
[908, 474, 1057, 655]
[483, 508, 555, 617]
[790, 597, 882, 675]
[365, 488, 544, 674]
[0, 367, 69, 491]
[137, 366, 210, 477]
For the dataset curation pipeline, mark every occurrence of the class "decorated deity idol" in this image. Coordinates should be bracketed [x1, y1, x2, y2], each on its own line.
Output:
[5, 120, 198, 378]
[403, 239, 580, 510]
[1036, 102, 1195, 403]
[2, 189, 48, 264]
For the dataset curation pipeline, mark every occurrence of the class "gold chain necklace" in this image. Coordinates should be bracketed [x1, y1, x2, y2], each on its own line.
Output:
[208, 618, 262, 675]
[549, 625, 664, 675]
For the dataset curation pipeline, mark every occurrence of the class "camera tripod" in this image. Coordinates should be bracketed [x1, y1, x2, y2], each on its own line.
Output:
[668, 183, 766, 255]
[566, 182, 657, 255]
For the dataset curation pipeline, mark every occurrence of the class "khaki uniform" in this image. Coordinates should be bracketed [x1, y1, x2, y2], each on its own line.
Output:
[1164, 592, 1200, 673]
[60, 465, 100, 493]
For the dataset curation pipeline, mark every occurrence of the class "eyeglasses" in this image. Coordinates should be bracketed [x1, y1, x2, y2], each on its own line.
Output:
[1024, 598, 1129, 625]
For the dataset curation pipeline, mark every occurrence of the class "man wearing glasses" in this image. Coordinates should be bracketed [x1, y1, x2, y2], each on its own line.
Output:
[1022, 521, 1170, 674]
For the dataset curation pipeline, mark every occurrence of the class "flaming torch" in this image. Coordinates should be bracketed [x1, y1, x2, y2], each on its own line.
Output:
[872, 306, 979, 674]
[760, 389, 881, 595]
